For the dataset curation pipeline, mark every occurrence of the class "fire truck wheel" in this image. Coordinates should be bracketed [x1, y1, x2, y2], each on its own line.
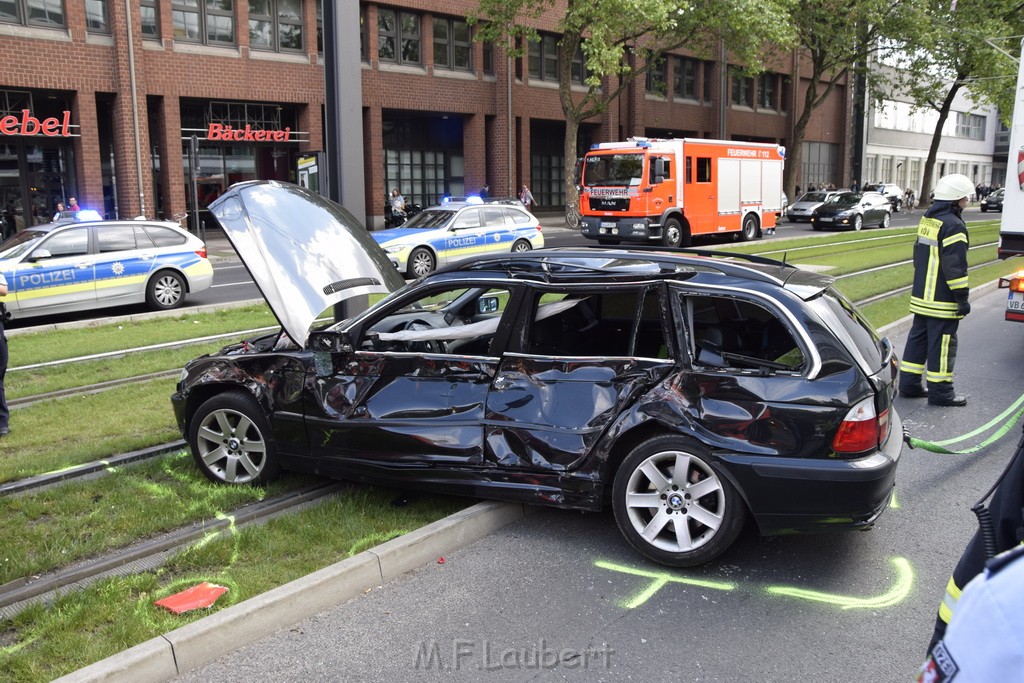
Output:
[662, 218, 683, 248]
[739, 214, 758, 241]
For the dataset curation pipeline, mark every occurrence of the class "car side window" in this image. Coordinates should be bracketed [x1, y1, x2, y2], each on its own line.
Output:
[134, 226, 156, 248]
[482, 208, 507, 226]
[507, 208, 531, 224]
[97, 226, 137, 253]
[683, 293, 804, 372]
[453, 209, 481, 229]
[362, 285, 514, 357]
[36, 228, 89, 259]
[525, 287, 670, 358]
[144, 226, 187, 247]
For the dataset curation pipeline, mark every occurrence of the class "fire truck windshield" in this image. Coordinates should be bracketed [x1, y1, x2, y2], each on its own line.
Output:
[583, 153, 644, 187]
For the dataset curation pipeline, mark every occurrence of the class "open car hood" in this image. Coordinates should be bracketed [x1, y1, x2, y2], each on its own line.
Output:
[208, 181, 407, 347]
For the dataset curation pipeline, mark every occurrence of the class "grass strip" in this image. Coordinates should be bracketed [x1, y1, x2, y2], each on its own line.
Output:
[0, 486, 465, 682]
[0, 378, 180, 483]
[833, 246, 1000, 303]
[9, 304, 276, 366]
[0, 451, 313, 584]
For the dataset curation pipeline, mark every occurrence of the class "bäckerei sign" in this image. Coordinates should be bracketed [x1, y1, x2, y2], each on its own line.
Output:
[206, 123, 292, 142]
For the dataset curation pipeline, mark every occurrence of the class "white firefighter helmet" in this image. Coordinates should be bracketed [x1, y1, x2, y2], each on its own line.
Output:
[933, 174, 975, 201]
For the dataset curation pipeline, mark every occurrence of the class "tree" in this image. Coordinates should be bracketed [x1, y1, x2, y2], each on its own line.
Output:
[469, 0, 792, 223]
[889, 0, 1023, 206]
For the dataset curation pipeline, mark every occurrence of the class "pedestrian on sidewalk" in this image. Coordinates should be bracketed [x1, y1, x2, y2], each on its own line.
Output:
[898, 173, 974, 407]
[519, 184, 535, 212]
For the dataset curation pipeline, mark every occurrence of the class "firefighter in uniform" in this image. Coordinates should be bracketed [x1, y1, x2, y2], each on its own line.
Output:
[898, 173, 976, 406]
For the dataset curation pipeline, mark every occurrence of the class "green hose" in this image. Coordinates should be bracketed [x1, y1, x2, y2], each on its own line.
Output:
[907, 393, 1024, 454]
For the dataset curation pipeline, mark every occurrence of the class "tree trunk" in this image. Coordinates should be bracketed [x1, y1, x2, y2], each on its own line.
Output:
[918, 82, 962, 209]
[563, 115, 581, 226]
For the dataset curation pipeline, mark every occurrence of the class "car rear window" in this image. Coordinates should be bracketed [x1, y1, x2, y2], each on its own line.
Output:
[97, 225, 137, 252]
[808, 287, 883, 371]
[144, 226, 187, 247]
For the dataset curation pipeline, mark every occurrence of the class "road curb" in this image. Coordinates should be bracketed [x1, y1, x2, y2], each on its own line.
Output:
[877, 280, 999, 339]
[54, 500, 528, 683]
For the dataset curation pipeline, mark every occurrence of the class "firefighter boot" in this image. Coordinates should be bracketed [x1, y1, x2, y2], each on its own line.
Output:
[928, 382, 967, 407]
[898, 371, 928, 398]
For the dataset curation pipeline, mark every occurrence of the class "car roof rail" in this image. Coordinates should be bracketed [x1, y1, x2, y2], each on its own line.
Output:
[455, 246, 793, 286]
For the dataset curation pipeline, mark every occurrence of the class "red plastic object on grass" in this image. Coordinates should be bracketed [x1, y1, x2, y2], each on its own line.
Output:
[154, 582, 229, 614]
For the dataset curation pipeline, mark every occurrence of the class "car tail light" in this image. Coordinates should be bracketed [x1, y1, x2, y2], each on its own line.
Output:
[832, 397, 883, 456]
[536, 225, 542, 232]
[195, 247, 208, 259]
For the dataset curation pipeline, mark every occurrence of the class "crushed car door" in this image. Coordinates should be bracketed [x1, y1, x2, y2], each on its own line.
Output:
[307, 284, 518, 466]
[484, 285, 675, 472]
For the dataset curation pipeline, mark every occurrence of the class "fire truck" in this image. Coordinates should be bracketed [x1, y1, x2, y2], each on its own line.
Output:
[578, 137, 785, 246]
[995, 39, 1024, 321]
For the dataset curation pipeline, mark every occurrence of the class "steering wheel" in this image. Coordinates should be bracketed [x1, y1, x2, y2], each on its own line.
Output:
[402, 319, 448, 354]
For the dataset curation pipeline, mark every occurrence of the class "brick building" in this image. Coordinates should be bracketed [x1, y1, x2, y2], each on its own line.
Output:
[0, 0, 850, 235]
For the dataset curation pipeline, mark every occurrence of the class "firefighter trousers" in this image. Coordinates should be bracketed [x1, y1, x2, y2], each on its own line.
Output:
[899, 314, 959, 396]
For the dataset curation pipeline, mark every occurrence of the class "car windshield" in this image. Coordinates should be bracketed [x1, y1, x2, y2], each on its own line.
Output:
[583, 153, 644, 187]
[401, 210, 455, 229]
[824, 192, 860, 207]
[0, 230, 47, 259]
[799, 192, 828, 202]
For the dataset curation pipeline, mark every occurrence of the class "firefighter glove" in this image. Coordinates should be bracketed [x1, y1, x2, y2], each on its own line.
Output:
[954, 290, 971, 317]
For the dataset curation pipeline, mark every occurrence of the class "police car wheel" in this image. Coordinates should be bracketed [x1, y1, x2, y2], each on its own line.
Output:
[512, 239, 532, 253]
[147, 270, 186, 310]
[612, 435, 746, 567]
[407, 248, 435, 279]
[189, 391, 281, 486]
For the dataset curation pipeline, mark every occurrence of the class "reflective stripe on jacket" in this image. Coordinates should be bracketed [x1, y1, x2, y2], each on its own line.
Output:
[909, 201, 969, 319]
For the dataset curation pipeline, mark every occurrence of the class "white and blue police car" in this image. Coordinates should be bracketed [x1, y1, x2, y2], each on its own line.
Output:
[0, 213, 213, 320]
[372, 197, 544, 278]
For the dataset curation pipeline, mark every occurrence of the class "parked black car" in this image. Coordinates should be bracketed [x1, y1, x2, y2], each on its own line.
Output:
[863, 183, 904, 212]
[811, 191, 892, 231]
[981, 188, 1004, 212]
[172, 181, 902, 567]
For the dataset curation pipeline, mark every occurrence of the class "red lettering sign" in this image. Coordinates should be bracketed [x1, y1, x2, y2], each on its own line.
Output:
[205, 123, 292, 143]
[0, 110, 72, 137]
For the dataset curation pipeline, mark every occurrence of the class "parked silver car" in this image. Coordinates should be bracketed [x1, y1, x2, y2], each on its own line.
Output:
[786, 190, 842, 222]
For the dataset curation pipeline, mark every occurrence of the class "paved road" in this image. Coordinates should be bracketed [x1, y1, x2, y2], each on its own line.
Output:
[181, 285, 1024, 681]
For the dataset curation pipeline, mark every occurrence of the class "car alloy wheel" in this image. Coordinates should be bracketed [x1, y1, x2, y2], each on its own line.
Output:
[880, 212, 891, 228]
[147, 270, 186, 310]
[512, 239, 532, 253]
[189, 392, 280, 485]
[852, 215, 863, 231]
[407, 247, 435, 279]
[612, 435, 745, 566]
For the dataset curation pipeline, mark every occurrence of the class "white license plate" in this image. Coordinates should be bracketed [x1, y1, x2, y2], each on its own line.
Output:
[600, 221, 616, 228]
[819, 217, 833, 222]
[1008, 292, 1024, 311]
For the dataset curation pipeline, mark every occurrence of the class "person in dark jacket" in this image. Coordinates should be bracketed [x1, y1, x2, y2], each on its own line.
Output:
[898, 173, 975, 406]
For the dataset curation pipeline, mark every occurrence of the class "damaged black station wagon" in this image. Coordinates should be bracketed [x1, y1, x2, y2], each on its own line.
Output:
[172, 181, 903, 567]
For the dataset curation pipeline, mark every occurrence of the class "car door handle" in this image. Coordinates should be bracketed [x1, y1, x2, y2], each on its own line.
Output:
[492, 375, 515, 391]
[139, 253, 155, 260]
[74, 262, 94, 269]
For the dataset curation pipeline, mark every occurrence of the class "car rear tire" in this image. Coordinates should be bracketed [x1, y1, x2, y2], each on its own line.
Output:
[189, 391, 280, 486]
[852, 215, 863, 231]
[739, 214, 758, 241]
[146, 270, 186, 310]
[406, 247, 435, 279]
[612, 435, 746, 567]
[880, 212, 891, 229]
[511, 239, 532, 253]
[662, 217, 683, 248]
[894, 200, 902, 213]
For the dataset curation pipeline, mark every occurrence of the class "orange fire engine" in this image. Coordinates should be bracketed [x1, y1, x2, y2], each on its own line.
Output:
[578, 137, 785, 246]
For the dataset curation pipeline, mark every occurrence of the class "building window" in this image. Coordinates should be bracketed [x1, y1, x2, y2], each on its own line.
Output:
[646, 57, 667, 97]
[731, 69, 753, 107]
[570, 45, 588, 84]
[0, 0, 66, 27]
[802, 141, 839, 187]
[482, 40, 493, 74]
[173, 0, 235, 45]
[140, 0, 159, 37]
[528, 32, 559, 82]
[673, 56, 698, 100]
[249, 0, 303, 52]
[378, 8, 420, 65]
[433, 16, 471, 71]
[85, 0, 109, 33]
[955, 112, 985, 140]
[758, 73, 778, 110]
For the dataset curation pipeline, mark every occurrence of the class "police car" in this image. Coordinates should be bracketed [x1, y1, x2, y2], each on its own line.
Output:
[372, 197, 544, 278]
[0, 213, 213, 321]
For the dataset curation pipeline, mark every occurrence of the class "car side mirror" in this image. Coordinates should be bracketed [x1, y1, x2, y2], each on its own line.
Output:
[478, 296, 500, 314]
[307, 330, 353, 353]
[28, 249, 52, 262]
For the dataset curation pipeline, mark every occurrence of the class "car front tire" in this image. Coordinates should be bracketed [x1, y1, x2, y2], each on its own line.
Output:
[612, 435, 746, 567]
[146, 270, 186, 310]
[880, 211, 891, 228]
[406, 247, 435, 279]
[189, 391, 280, 486]
[852, 214, 863, 231]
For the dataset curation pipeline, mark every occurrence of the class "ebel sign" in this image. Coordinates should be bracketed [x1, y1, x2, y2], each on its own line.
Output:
[0, 110, 75, 137]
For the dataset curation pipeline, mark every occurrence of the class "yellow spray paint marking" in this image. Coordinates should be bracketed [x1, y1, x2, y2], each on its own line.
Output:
[765, 556, 914, 609]
[890, 489, 900, 509]
[593, 560, 736, 609]
[595, 556, 914, 611]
